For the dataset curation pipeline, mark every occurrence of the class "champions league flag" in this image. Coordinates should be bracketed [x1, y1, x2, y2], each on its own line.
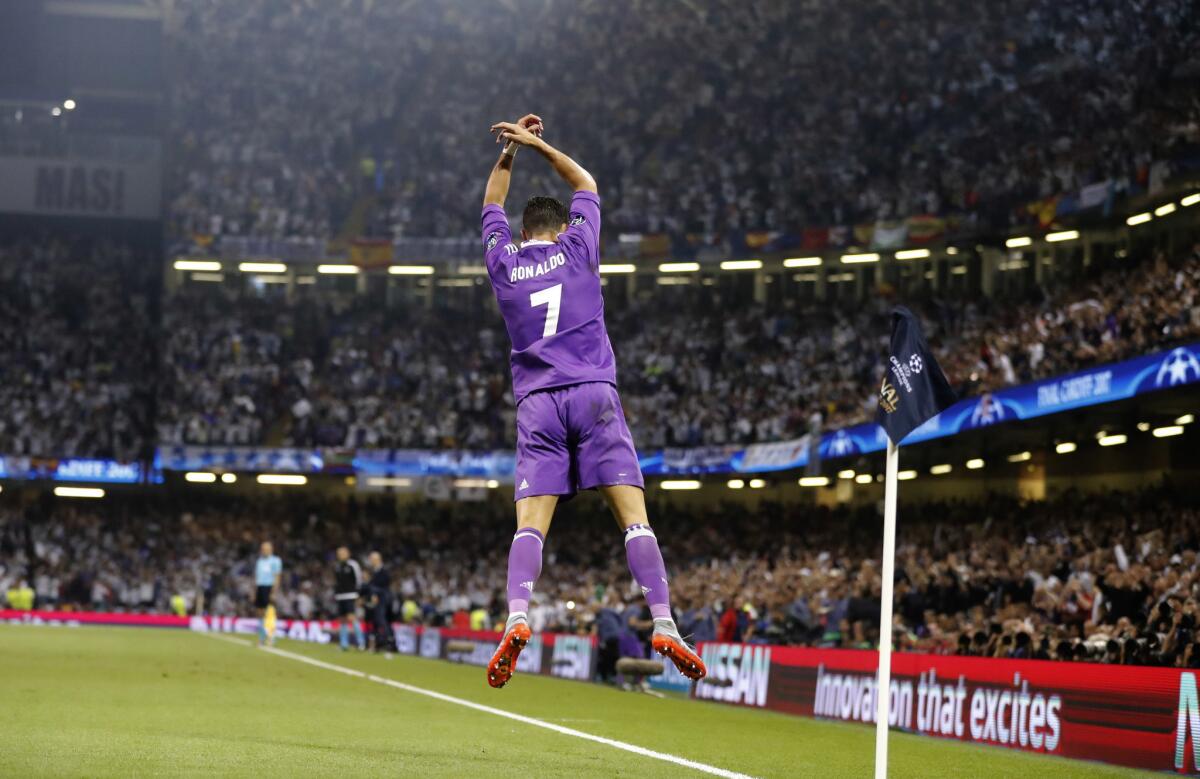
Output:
[875, 306, 957, 445]
[872, 306, 955, 779]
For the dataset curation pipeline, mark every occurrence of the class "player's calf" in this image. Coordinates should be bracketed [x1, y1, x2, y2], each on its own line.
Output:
[489, 522, 545, 688]
[618, 519, 706, 680]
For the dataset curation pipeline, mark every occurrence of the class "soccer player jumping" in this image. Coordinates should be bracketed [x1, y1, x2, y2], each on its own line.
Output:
[481, 114, 705, 688]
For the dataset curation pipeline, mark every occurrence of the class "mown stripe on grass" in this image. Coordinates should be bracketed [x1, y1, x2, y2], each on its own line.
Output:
[205, 634, 755, 779]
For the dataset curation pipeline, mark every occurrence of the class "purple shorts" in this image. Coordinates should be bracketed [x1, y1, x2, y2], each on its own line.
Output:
[514, 381, 644, 501]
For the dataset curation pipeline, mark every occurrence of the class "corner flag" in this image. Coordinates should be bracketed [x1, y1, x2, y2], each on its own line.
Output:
[872, 306, 955, 779]
[875, 306, 956, 444]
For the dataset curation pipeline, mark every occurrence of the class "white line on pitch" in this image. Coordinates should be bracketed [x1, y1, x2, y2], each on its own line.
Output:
[208, 634, 754, 779]
[205, 633, 256, 647]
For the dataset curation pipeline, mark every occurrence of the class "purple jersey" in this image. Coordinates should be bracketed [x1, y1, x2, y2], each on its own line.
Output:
[482, 191, 616, 403]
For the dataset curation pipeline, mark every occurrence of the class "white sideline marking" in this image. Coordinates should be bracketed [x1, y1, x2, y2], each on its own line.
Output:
[205, 633, 258, 647]
[206, 634, 753, 778]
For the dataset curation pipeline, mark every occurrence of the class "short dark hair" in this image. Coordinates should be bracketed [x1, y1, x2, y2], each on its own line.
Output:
[523, 196, 568, 235]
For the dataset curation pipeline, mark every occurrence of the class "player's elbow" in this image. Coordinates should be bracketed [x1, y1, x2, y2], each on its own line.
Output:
[575, 172, 598, 194]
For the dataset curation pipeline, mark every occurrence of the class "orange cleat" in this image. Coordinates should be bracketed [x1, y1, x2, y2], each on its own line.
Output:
[487, 621, 532, 689]
[652, 630, 707, 681]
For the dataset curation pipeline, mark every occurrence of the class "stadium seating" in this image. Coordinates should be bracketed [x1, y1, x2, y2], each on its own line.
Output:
[120, 0, 1200, 450]
[3, 236, 1195, 457]
[4, 487, 1197, 667]
[156, 244, 1200, 448]
[0, 237, 156, 461]
[165, 0, 1200, 248]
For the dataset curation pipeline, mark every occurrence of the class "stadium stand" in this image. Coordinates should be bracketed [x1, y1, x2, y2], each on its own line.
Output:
[156, 243, 1200, 448]
[0, 236, 157, 461]
[165, 0, 1200, 249]
[156, 286, 512, 448]
[4, 487, 1198, 668]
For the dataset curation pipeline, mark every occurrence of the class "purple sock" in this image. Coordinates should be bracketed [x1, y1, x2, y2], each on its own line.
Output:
[623, 524, 673, 621]
[506, 527, 543, 615]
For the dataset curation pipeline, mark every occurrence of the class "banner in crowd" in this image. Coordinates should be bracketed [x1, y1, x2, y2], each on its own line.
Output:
[691, 642, 1200, 774]
[0, 156, 161, 220]
[625, 233, 671, 258]
[0, 610, 596, 683]
[353, 449, 517, 479]
[154, 447, 344, 474]
[1078, 179, 1112, 210]
[209, 235, 331, 263]
[905, 215, 947, 244]
[637, 445, 741, 475]
[637, 436, 814, 476]
[349, 238, 393, 269]
[871, 221, 908, 249]
[1027, 195, 1060, 228]
[1023, 178, 1121, 226]
[0, 457, 146, 484]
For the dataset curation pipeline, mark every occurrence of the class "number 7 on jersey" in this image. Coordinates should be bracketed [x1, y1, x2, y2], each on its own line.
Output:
[530, 283, 562, 338]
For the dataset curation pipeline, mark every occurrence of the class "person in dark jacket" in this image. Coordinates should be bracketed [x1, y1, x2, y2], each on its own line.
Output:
[333, 547, 365, 651]
[363, 551, 393, 652]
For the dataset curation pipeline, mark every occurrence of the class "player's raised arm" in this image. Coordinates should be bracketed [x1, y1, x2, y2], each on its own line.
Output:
[490, 120, 597, 194]
[483, 146, 516, 207]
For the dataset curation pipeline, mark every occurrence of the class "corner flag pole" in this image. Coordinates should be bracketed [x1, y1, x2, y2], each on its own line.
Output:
[873, 438, 899, 779]
[871, 306, 957, 779]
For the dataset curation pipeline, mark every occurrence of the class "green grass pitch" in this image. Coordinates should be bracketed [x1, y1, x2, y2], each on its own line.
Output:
[0, 626, 1158, 777]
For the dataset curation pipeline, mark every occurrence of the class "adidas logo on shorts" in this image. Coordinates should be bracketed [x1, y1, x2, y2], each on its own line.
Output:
[519, 479, 529, 490]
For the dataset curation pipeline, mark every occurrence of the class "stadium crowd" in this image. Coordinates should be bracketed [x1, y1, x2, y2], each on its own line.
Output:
[156, 288, 513, 449]
[165, 0, 1199, 248]
[0, 237, 157, 461]
[3, 487, 1199, 668]
[156, 243, 1200, 448]
[0, 232, 1193, 457]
